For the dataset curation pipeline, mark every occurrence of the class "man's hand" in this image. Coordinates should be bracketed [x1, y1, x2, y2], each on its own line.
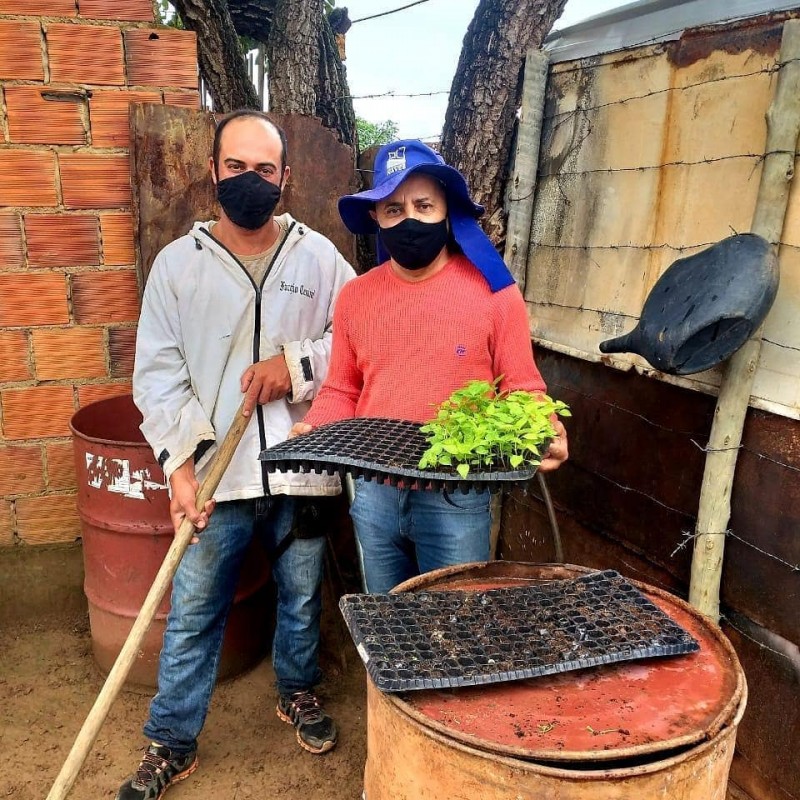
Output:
[169, 460, 215, 542]
[241, 355, 292, 417]
[289, 422, 313, 438]
[539, 419, 569, 473]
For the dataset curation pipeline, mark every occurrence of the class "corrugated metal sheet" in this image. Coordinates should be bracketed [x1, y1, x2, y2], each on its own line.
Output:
[547, 0, 800, 62]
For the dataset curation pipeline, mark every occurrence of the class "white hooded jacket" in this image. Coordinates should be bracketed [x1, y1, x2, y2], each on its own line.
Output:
[133, 214, 356, 501]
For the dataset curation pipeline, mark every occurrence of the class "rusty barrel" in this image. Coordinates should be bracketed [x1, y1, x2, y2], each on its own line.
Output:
[365, 561, 747, 800]
[70, 394, 272, 688]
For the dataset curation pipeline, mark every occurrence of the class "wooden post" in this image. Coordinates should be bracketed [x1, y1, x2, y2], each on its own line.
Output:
[46, 403, 252, 800]
[689, 19, 800, 620]
[494, 49, 550, 559]
[504, 48, 550, 293]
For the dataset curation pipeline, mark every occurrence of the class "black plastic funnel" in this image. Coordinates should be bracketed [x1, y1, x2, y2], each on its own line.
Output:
[599, 234, 778, 375]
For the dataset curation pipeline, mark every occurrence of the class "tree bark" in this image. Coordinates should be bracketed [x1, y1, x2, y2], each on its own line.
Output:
[267, 0, 356, 147]
[267, 0, 322, 115]
[316, 13, 356, 148]
[227, 0, 275, 43]
[172, 0, 260, 112]
[440, 0, 567, 247]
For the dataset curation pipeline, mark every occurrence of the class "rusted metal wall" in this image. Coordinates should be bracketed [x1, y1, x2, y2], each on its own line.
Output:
[509, 12, 800, 800]
[131, 105, 359, 286]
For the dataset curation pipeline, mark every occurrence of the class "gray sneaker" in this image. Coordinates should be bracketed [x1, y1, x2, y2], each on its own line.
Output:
[115, 742, 198, 800]
[277, 690, 338, 753]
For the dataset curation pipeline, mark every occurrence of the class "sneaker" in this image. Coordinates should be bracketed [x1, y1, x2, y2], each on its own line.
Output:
[276, 690, 338, 754]
[115, 742, 198, 800]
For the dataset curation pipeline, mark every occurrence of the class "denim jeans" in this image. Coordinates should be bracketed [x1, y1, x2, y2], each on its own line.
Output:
[144, 496, 325, 753]
[349, 480, 491, 594]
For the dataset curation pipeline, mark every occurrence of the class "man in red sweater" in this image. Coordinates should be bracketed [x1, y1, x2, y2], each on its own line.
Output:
[292, 140, 568, 593]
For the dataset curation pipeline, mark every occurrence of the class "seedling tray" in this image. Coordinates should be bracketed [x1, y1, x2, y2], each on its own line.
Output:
[259, 418, 540, 492]
[339, 570, 699, 693]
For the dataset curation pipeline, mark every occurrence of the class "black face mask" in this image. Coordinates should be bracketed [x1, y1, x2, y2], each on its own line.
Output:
[216, 170, 282, 230]
[379, 218, 449, 271]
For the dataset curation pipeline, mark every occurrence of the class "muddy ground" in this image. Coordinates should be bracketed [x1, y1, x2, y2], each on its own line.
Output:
[0, 612, 367, 800]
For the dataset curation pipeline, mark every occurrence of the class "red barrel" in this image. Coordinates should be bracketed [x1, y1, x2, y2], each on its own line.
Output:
[70, 394, 272, 688]
[365, 561, 746, 800]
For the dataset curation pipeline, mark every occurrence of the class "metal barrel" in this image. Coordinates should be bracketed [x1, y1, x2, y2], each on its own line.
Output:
[70, 394, 272, 688]
[364, 561, 746, 800]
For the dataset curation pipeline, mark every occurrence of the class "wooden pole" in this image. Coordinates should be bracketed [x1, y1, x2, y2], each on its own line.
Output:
[688, 19, 800, 620]
[46, 402, 252, 800]
[492, 49, 550, 560]
[504, 48, 550, 292]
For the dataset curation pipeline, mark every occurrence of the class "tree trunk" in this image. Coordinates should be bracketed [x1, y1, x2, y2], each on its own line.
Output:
[172, 0, 259, 112]
[267, 0, 356, 147]
[267, 0, 322, 115]
[316, 13, 356, 148]
[440, 0, 567, 247]
[227, 0, 275, 43]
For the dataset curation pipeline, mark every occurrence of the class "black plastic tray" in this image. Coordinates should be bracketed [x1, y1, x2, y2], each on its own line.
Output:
[339, 570, 699, 692]
[259, 418, 540, 492]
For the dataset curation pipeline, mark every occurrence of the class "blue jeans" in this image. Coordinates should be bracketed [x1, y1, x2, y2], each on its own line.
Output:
[349, 480, 491, 594]
[144, 496, 325, 752]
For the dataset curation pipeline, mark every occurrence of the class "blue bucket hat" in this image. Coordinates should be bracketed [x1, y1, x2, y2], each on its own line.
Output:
[338, 139, 515, 292]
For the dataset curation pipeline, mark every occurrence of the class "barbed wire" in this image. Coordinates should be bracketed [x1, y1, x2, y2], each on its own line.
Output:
[342, 89, 450, 101]
[671, 528, 800, 572]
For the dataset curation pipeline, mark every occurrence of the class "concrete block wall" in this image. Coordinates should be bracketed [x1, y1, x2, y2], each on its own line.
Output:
[0, 0, 200, 547]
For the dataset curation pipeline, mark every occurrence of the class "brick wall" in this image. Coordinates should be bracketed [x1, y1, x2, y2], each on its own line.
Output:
[0, 0, 200, 546]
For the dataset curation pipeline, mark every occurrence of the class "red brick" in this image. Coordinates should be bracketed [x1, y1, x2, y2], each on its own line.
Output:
[45, 440, 76, 491]
[5, 86, 87, 146]
[89, 90, 162, 147]
[1, 385, 75, 440]
[33, 326, 107, 380]
[15, 493, 80, 544]
[0, 273, 69, 326]
[46, 24, 124, 86]
[108, 325, 136, 378]
[0, 150, 58, 207]
[0, 330, 32, 383]
[24, 214, 100, 268]
[0, 21, 44, 81]
[0, 445, 45, 496]
[163, 91, 201, 109]
[0, 501, 13, 546]
[71, 270, 140, 323]
[78, 381, 131, 407]
[58, 153, 131, 210]
[124, 28, 198, 89]
[0, 0, 76, 14]
[100, 212, 135, 265]
[0, 213, 25, 270]
[78, 0, 153, 21]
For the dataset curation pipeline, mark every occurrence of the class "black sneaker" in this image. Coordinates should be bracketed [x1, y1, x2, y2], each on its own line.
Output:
[115, 742, 198, 800]
[276, 690, 338, 754]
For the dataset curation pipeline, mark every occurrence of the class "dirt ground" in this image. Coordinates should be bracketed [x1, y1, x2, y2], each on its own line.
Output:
[0, 612, 367, 800]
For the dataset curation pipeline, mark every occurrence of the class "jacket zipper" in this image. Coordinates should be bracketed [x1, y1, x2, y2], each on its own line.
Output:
[198, 222, 297, 494]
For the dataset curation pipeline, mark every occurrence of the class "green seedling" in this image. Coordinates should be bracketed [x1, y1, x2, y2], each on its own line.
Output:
[418, 379, 571, 478]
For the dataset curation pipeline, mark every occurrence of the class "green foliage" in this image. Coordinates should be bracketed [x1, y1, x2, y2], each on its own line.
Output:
[154, 1, 183, 29]
[357, 117, 399, 152]
[418, 379, 571, 478]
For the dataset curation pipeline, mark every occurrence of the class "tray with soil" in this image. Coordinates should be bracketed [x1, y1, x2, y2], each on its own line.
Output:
[339, 570, 699, 692]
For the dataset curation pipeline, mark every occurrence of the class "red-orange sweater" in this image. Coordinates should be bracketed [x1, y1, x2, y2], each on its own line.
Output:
[304, 254, 546, 426]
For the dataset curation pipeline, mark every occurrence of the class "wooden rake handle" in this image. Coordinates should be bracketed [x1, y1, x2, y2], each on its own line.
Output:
[46, 400, 252, 800]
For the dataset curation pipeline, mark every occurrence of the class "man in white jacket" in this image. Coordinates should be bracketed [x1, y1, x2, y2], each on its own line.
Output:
[117, 111, 355, 800]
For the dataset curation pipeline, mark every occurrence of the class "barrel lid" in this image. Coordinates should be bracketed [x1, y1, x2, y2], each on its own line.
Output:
[396, 566, 743, 765]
